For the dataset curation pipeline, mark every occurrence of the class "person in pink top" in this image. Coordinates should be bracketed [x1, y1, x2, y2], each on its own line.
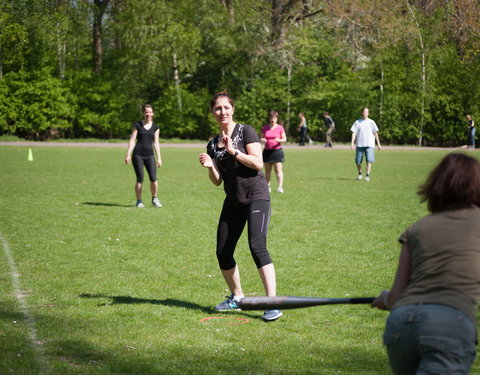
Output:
[260, 111, 287, 193]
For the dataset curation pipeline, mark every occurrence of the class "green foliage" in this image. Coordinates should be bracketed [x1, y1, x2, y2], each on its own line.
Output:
[1, 1, 480, 144]
[0, 70, 74, 139]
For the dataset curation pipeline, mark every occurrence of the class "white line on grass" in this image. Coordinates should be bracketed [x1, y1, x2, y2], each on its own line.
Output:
[0, 231, 48, 374]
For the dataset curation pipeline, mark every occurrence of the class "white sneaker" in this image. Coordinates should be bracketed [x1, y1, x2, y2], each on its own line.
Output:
[357, 174, 363, 180]
[136, 200, 145, 208]
[365, 176, 370, 182]
[277, 186, 284, 193]
[152, 197, 162, 208]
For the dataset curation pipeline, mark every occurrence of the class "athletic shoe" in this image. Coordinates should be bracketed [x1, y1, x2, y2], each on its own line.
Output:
[215, 294, 240, 311]
[262, 309, 283, 322]
[136, 200, 145, 208]
[365, 176, 370, 182]
[277, 186, 284, 193]
[356, 174, 363, 181]
[152, 197, 162, 208]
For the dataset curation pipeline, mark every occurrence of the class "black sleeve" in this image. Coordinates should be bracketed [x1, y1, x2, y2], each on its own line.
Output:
[243, 125, 260, 145]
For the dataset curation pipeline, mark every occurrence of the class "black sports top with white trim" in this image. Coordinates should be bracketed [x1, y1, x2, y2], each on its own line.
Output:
[207, 123, 270, 207]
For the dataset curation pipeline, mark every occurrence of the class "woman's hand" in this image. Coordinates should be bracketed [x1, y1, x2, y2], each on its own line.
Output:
[156, 159, 162, 168]
[371, 290, 390, 311]
[125, 155, 131, 164]
[199, 153, 214, 168]
[222, 130, 235, 155]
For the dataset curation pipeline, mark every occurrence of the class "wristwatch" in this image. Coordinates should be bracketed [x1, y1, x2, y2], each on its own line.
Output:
[233, 150, 239, 158]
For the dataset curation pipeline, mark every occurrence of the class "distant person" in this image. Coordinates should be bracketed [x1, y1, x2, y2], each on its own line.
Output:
[350, 107, 381, 182]
[261, 111, 287, 193]
[198, 91, 282, 322]
[371, 153, 480, 375]
[466, 114, 476, 149]
[125, 104, 163, 208]
[321, 111, 335, 147]
[297, 112, 313, 146]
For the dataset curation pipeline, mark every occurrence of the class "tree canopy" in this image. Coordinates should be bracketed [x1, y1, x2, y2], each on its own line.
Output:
[1, 0, 479, 145]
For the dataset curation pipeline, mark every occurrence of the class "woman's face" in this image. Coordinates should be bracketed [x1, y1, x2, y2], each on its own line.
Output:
[144, 107, 154, 122]
[212, 96, 234, 126]
[270, 115, 278, 125]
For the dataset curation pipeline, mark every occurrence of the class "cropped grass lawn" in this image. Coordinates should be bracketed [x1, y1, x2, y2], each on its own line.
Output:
[1, 144, 478, 374]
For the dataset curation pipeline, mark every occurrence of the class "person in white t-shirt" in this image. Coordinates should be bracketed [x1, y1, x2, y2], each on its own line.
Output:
[350, 107, 381, 182]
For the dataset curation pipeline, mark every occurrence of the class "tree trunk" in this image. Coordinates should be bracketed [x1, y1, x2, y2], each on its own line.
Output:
[406, 0, 426, 146]
[173, 53, 183, 118]
[92, 0, 110, 74]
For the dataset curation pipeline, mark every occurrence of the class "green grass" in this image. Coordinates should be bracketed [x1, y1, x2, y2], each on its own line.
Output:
[0, 145, 478, 374]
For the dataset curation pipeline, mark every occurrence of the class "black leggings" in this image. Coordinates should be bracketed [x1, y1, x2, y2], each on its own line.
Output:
[216, 199, 272, 270]
[132, 154, 157, 183]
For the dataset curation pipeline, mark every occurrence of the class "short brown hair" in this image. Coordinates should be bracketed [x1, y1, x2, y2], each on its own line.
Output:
[417, 153, 480, 212]
[209, 91, 234, 111]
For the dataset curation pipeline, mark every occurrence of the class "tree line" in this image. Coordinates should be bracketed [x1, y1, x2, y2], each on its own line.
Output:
[1, 0, 480, 146]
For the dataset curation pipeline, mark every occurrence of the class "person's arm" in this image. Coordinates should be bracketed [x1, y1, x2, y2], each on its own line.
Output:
[375, 132, 382, 150]
[199, 153, 222, 186]
[298, 118, 305, 130]
[153, 129, 162, 167]
[223, 130, 264, 171]
[350, 132, 357, 150]
[276, 129, 287, 143]
[125, 128, 138, 164]
[371, 242, 412, 311]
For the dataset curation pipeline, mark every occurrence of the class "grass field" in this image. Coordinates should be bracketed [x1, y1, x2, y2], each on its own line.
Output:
[1, 145, 478, 374]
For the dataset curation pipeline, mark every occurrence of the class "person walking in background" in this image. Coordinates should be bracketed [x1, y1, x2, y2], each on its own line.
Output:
[350, 107, 381, 182]
[321, 111, 335, 147]
[297, 112, 313, 146]
[466, 114, 476, 149]
[125, 104, 163, 208]
[198, 91, 282, 322]
[261, 111, 287, 193]
[371, 153, 480, 375]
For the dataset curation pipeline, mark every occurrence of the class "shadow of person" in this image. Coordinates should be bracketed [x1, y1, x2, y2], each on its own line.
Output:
[79, 293, 260, 319]
[81, 202, 132, 208]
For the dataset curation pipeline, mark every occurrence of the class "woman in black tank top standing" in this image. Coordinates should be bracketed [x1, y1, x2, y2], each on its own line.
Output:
[125, 104, 163, 208]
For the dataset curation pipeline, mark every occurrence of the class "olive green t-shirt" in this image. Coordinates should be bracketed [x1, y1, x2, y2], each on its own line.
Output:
[395, 206, 480, 323]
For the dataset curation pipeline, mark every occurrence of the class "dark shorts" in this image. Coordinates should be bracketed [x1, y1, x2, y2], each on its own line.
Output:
[263, 148, 285, 163]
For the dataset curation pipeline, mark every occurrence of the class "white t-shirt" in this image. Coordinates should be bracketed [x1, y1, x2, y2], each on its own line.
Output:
[350, 118, 379, 147]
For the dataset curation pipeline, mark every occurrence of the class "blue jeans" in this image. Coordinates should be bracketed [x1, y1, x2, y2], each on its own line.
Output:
[384, 304, 476, 375]
[469, 127, 476, 148]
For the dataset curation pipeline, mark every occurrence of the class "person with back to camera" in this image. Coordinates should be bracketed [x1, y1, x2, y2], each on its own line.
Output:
[198, 91, 282, 322]
[350, 107, 381, 182]
[297, 112, 313, 146]
[371, 153, 480, 375]
[125, 104, 163, 208]
[261, 111, 287, 193]
[466, 114, 476, 149]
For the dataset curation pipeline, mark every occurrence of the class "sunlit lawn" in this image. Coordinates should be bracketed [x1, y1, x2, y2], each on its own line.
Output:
[0, 145, 478, 374]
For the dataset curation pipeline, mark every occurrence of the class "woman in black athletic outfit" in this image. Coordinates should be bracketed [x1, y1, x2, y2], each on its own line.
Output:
[198, 92, 282, 322]
[125, 104, 163, 208]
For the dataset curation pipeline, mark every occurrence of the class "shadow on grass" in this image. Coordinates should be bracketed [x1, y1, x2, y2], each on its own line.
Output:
[79, 293, 217, 314]
[81, 202, 132, 208]
[0, 306, 393, 374]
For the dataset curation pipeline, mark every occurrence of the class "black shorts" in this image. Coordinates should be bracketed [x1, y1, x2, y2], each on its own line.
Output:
[263, 148, 285, 163]
[132, 153, 157, 183]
